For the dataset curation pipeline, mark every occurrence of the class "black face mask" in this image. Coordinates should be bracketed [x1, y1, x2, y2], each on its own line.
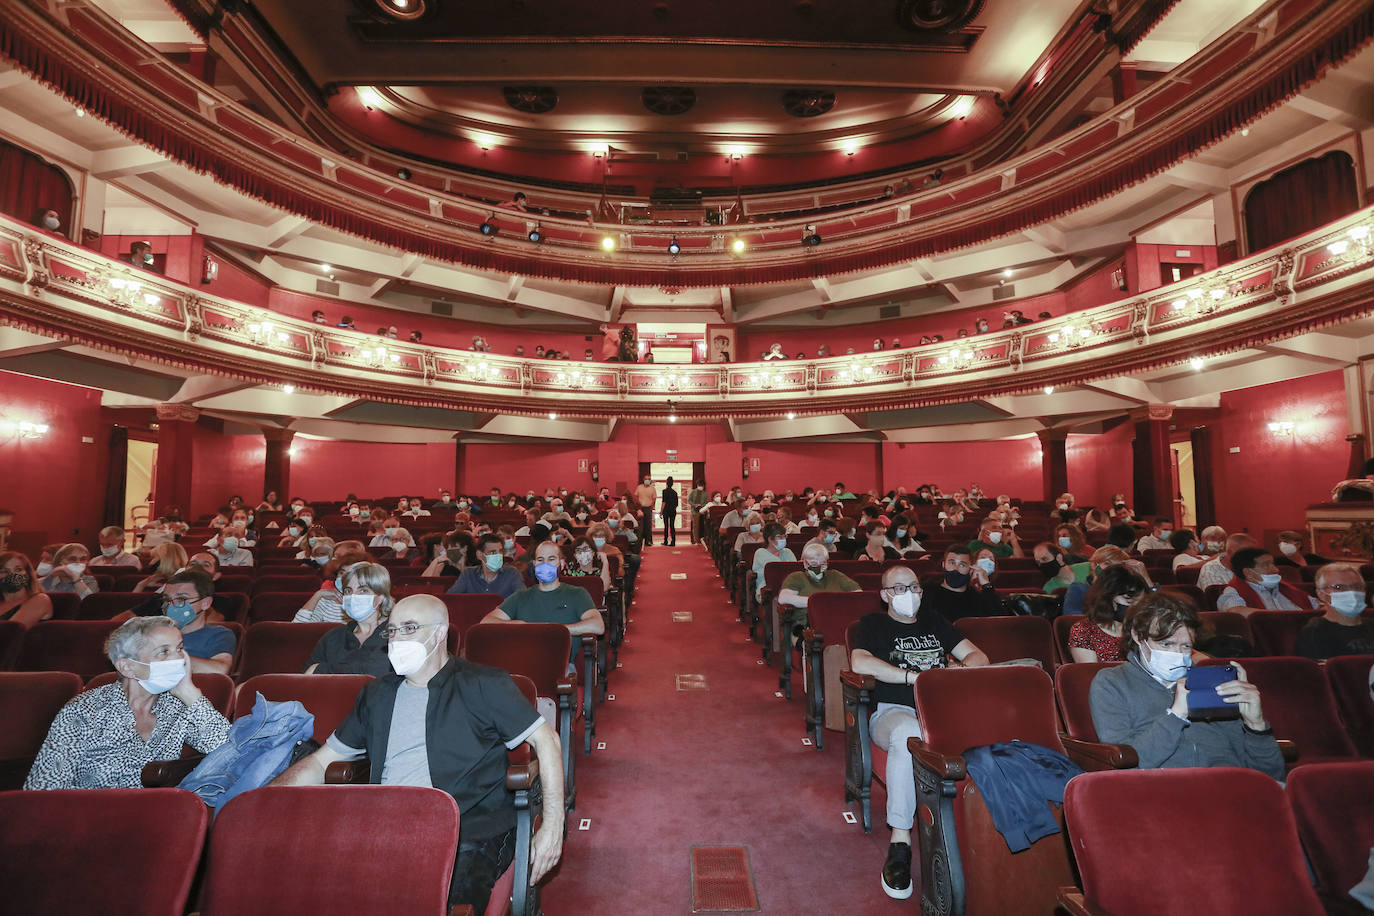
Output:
[1113, 601, 1130, 623]
[1, 572, 30, 592]
[944, 569, 970, 588]
[1038, 559, 1063, 579]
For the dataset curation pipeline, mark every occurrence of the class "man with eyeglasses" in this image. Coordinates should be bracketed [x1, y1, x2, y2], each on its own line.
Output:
[850, 565, 989, 899]
[1296, 562, 1374, 659]
[924, 546, 1001, 623]
[146, 568, 235, 676]
[274, 594, 565, 913]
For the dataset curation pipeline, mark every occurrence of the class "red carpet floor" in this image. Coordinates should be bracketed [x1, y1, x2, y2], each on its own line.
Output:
[546, 542, 912, 914]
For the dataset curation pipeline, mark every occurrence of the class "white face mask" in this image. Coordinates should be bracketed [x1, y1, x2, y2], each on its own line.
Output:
[986, 531, 1003, 544]
[35, 562, 53, 577]
[220, 538, 238, 553]
[890, 591, 920, 619]
[136, 657, 187, 694]
[1278, 542, 1299, 556]
[388, 630, 438, 676]
[101, 545, 121, 557]
[343, 594, 376, 622]
[1258, 573, 1282, 588]
[65, 562, 87, 578]
[42, 215, 60, 230]
[1142, 644, 1191, 683]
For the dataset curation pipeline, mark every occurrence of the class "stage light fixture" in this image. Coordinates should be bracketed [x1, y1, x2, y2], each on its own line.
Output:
[802, 225, 821, 247]
[668, 238, 681, 255]
[479, 216, 499, 237]
[528, 226, 544, 243]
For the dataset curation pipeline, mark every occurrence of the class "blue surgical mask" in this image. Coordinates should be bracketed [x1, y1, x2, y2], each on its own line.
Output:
[1259, 573, 1282, 588]
[1143, 644, 1192, 683]
[1057, 537, 1073, 549]
[163, 601, 198, 628]
[748, 524, 762, 534]
[534, 561, 558, 584]
[975, 557, 996, 576]
[1330, 590, 1366, 617]
[592, 537, 606, 549]
[484, 553, 504, 572]
[608, 519, 619, 529]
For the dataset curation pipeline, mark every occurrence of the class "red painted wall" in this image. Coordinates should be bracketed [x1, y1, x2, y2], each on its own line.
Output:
[1128, 242, 1219, 293]
[188, 432, 267, 518]
[1209, 370, 1349, 541]
[98, 234, 196, 286]
[0, 371, 110, 553]
[291, 439, 456, 502]
[741, 443, 881, 494]
[881, 439, 1042, 498]
[1066, 421, 1137, 509]
[459, 442, 597, 495]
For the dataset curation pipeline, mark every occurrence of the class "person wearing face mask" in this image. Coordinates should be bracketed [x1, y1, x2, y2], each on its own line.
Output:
[126, 240, 159, 272]
[369, 519, 413, 552]
[36, 207, 63, 233]
[968, 518, 1023, 559]
[403, 496, 432, 518]
[1089, 592, 1282, 780]
[832, 481, 857, 502]
[483, 543, 604, 655]
[1196, 525, 1228, 557]
[972, 548, 999, 584]
[801, 507, 822, 530]
[1033, 542, 1091, 594]
[687, 481, 708, 544]
[132, 542, 189, 594]
[89, 525, 141, 568]
[563, 536, 612, 595]
[717, 497, 747, 536]
[278, 518, 309, 548]
[0, 551, 53, 626]
[924, 546, 1000, 624]
[1133, 517, 1176, 553]
[1068, 566, 1148, 663]
[1295, 562, 1374, 659]
[40, 543, 98, 598]
[303, 538, 336, 570]
[776, 543, 861, 633]
[633, 475, 658, 546]
[256, 490, 283, 513]
[733, 512, 767, 559]
[850, 565, 989, 899]
[450, 534, 524, 598]
[888, 516, 925, 557]
[24, 615, 231, 789]
[749, 523, 796, 606]
[1168, 529, 1209, 572]
[152, 569, 236, 674]
[294, 550, 369, 624]
[304, 562, 394, 676]
[1050, 492, 1077, 523]
[213, 530, 254, 567]
[1053, 524, 1089, 564]
[1215, 547, 1318, 615]
[855, 521, 900, 562]
[1272, 530, 1326, 568]
[274, 594, 566, 914]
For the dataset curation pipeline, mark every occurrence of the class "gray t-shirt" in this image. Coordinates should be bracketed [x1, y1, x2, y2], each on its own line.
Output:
[379, 682, 432, 787]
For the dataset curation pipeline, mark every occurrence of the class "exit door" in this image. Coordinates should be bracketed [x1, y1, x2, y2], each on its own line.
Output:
[648, 461, 693, 533]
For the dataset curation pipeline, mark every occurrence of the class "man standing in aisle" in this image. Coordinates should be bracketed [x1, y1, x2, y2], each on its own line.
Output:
[687, 481, 707, 544]
[661, 477, 680, 547]
[634, 474, 657, 547]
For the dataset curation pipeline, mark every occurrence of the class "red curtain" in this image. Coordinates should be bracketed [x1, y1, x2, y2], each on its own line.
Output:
[1244, 151, 1359, 254]
[0, 139, 74, 232]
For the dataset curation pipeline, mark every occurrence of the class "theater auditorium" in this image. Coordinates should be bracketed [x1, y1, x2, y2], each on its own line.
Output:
[1, 0, 1373, 912]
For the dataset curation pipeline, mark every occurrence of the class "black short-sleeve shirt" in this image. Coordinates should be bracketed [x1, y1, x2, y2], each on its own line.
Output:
[852, 609, 965, 707]
[306, 620, 392, 676]
[331, 657, 541, 839]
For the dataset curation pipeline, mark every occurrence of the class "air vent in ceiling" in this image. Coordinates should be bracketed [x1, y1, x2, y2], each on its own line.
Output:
[642, 86, 697, 116]
[782, 88, 836, 118]
[878, 304, 901, 319]
[897, 0, 985, 31]
[992, 283, 1016, 300]
[431, 300, 454, 316]
[316, 279, 340, 296]
[502, 86, 558, 114]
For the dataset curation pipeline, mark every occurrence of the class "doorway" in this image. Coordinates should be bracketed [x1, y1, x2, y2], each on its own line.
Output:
[1170, 441, 1196, 529]
[124, 439, 157, 540]
[647, 461, 693, 534]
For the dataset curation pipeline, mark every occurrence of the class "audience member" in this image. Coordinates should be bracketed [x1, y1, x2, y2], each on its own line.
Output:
[155, 569, 236, 675]
[40, 543, 98, 598]
[1196, 533, 1254, 590]
[482, 542, 605, 651]
[212, 529, 254, 567]
[25, 615, 230, 789]
[0, 551, 53, 626]
[1069, 565, 1148, 662]
[1215, 547, 1318, 614]
[776, 543, 860, 634]
[849, 565, 988, 899]
[89, 526, 141, 568]
[274, 594, 565, 913]
[1273, 530, 1325, 568]
[564, 536, 612, 595]
[1169, 529, 1208, 571]
[1089, 592, 1283, 780]
[923, 546, 999, 623]
[294, 550, 367, 624]
[451, 534, 524, 597]
[127, 240, 158, 271]
[855, 521, 899, 562]
[305, 562, 393, 675]
[969, 518, 1023, 558]
[633, 475, 657, 546]
[1295, 562, 1374, 659]
[751, 523, 796, 604]
[1035, 541, 1091, 594]
[1134, 517, 1174, 552]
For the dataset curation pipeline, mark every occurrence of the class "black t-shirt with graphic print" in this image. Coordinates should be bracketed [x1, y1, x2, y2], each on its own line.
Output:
[852, 609, 965, 708]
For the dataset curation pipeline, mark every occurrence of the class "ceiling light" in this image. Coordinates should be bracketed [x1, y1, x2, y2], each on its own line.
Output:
[396, 167, 411, 181]
[787, 412, 796, 420]
[1043, 386, 1054, 395]
[1241, 128, 1250, 137]
[394, 0, 408, 7]
[731, 238, 746, 254]
[479, 217, 499, 237]
[74, 107, 85, 118]
[668, 413, 677, 423]
[949, 96, 975, 119]
[474, 133, 496, 150]
[802, 225, 821, 247]
[528, 226, 544, 243]
[841, 139, 861, 156]
[668, 238, 681, 255]
[1190, 357, 1204, 371]
[282, 384, 295, 394]
[320, 264, 331, 272]
[601, 236, 616, 251]
[548, 412, 558, 420]
[1002, 269, 1013, 277]
[356, 87, 382, 110]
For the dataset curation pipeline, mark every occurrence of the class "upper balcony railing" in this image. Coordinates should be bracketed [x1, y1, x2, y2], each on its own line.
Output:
[0, 0, 1369, 286]
[2, 208, 1372, 420]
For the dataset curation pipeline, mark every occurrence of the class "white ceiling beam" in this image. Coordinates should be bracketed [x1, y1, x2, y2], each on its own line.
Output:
[265, 216, 314, 249]
[1287, 73, 1374, 130]
[476, 414, 608, 441]
[0, 326, 70, 359]
[1257, 333, 1360, 367]
[1021, 225, 1068, 255]
[167, 375, 259, 404]
[1076, 377, 1163, 404]
[88, 145, 174, 180]
[731, 414, 870, 441]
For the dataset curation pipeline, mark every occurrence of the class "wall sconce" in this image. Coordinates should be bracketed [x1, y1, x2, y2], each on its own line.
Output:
[658, 373, 684, 392]
[246, 317, 288, 346]
[839, 360, 876, 380]
[937, 348, 973, 369]
[0, 420, 50, 439]
[748, 371, 785, 389]
[1267, 421, 1295, 436]
[554, 369, 585, 388]
[464, 361, 493, 380]
[1048, 324, 1093, 347]
[1328, 223, 1373, 261]
[359, 345, 400, 367]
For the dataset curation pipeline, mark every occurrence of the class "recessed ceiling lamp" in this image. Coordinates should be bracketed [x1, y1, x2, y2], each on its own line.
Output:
[787, 412, 797, 420]
[374, 0, 425, 20]
[528, 226, 544, 243]
[356, 87, 383, 110]
[283, 384, 295, 394]
[548, 412, 558, 420]
[1190, 357, 1205, 371]
[320, 264, 331, 273]
[667, 238, 681, 255]
[948, 96, 975, 119]
[841, 139, 861, 156]
[1043, 386, 1054, 395]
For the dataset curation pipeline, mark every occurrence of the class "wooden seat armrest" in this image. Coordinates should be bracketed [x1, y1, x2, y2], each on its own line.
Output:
[1060, 735, 1139, 770]
[449, 905, 475, 916]
[556, 674, 576, 694]
[1056, 888, 1101, 916]
[579, 635, 597, 654]
[324, 758, 371, 784]
[507, 755, 540, 792]
[839, 670, 876, 690]
[1276, 739, 1299, 764]
[909, 739, 966, 781]
[140, 754, 205, 787]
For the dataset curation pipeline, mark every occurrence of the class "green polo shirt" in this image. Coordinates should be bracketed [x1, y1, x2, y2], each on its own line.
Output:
[968, 538, 1012, 558]
[1043, 562, 1092, 594]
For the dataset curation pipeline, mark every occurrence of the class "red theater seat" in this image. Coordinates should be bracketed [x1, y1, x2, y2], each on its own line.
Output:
[0, 788, 209, 916]
[198, 785, 458, 916]
[233, 673, 373, 744]
[44, 592, 81, 620]
[1052, 662, 1138, 771]
[802, 591, 883, 748]
[953, 615, 1056, 671]
[236, 622, 339, 681]
[84, 670, 235, 717]
[72, 592, 152, 620]
[1061, 768, 1323, 916]
[248, 591, 314, 624]
[14, 620, 121, 681]
[1198, 656, 1356, 763]
[1286, 760, 1374, 910]
[0, 619, 24, 667]
[0, 671, 83, 789]
[1324, 654, 1374, 756]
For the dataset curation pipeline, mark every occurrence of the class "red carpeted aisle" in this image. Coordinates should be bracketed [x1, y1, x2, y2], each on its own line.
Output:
[546, 542, 910, 914]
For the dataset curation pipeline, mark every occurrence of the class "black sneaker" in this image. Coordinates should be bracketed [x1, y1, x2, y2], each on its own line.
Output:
[881, 841, 913, 900]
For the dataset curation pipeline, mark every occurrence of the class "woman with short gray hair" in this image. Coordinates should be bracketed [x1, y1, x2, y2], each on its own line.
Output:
[25, 616, 230, 789]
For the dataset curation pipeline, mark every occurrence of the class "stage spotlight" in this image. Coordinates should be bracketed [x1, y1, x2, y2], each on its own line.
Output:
[528, 226, 544, 243]
[479, 217, 499, 237]
[601, 236, 616, 251]
[802, 225, 821, 247]
[731, 238, 746, 254]
[668, 238, 681, 255]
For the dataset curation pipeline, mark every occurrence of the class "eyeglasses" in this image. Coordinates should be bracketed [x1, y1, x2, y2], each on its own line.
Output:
[1324, 582, 1367, 593]
[882, 584, 922, 595]
[382, 622, 440, 640]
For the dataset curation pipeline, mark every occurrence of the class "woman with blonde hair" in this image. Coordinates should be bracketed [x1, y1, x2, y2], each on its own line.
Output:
[0, 551, 52, 626]
[133, 542, 189, 593]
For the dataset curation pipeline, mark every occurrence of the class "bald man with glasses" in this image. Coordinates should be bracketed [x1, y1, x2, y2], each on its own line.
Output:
[850, 565, 989, 900]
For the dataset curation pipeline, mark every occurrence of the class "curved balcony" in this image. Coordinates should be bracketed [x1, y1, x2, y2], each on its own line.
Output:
[2, 208, 1372, 421]
[0, 0, 1370, 286]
